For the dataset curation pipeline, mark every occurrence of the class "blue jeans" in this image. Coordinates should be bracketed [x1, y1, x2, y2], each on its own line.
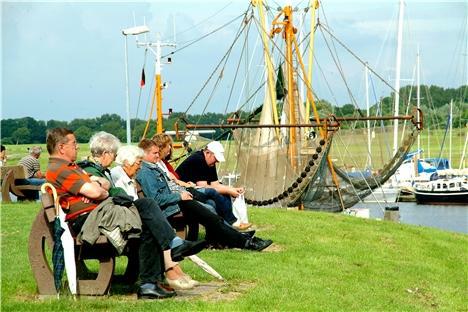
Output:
[198, 188, 237, 225]
[16, 178, 45, 200]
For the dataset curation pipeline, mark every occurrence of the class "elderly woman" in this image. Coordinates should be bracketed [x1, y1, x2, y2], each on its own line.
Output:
[79, 132, 202, 295]
[136, 138, 273, 252]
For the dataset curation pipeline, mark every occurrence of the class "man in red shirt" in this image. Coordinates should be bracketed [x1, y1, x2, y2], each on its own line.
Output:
[45, 128, 109, 221]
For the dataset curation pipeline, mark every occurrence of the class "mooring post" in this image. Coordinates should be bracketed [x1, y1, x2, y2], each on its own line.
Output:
[384, 206, 400, 222]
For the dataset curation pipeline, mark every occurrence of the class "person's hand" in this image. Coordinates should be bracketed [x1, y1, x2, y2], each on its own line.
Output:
[180, 191, 193, 201]
[81, 196, 92, 204]
[229, 187, 244, 197]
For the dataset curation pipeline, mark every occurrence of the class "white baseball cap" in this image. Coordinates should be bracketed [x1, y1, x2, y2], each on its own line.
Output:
[206, 141, 225, 162]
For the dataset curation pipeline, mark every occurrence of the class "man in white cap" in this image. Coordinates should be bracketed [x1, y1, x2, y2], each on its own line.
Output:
[176, 141, 250, 230]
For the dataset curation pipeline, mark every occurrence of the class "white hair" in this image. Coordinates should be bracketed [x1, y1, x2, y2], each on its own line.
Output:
[115, 145, 144, 166]
[29, 146, 42, 156]
[89, 131, 121, 157]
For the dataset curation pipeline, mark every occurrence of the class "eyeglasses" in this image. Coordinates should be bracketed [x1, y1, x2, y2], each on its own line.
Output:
[62, 141, 78, 147]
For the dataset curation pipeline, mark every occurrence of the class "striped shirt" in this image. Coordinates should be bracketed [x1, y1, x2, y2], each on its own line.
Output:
[46, 157, 98, 221]
[19, 155, 41, 178]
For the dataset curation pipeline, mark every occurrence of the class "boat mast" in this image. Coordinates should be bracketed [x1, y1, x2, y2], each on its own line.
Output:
[393, 0, 404, 156]
[416, 46, 421, 156]
[285, 6, 298, 166]
[137, 37, 176, 136]
[305, 0, 319, 123]
[365, 63, 372, 168]
[271, 5, 298, 167]
[271, 4, 345, 210]
[449, 99, 453, 167]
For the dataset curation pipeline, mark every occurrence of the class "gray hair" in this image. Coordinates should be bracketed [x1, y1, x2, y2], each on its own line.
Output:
[115, 145, 144, 166]
[89, 131, 121, 157]
[29, 146, 42, 156]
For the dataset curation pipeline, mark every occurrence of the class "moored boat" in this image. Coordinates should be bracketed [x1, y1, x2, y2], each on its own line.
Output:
[413, 176, 468, 205]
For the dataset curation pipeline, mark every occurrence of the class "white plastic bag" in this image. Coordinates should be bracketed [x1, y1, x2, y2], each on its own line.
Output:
[232, 194, 249, 224]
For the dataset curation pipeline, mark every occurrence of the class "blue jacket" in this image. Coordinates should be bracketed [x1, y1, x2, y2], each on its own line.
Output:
[136, 161, 181, 218]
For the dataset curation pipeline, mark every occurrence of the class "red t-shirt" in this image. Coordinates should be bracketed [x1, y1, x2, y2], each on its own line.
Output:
[46, 157, 98, 220]
[163, 159, 180, 179]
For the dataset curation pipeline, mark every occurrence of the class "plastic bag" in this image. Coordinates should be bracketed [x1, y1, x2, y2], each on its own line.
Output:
[232, 194, 249, 224]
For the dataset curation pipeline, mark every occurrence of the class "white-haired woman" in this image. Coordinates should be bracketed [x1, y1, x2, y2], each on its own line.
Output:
[78, 132, 202, 296]
[111, 145, 201, 290]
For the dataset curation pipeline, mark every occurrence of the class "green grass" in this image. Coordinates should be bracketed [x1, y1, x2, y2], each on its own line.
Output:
[1, 202, 466, 311]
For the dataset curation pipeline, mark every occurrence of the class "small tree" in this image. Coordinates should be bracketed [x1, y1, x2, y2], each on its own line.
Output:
[12, 127, 31, 144]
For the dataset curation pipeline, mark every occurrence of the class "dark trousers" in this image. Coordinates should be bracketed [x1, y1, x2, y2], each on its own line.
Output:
[133, 198, 176, 284]
[203, 189, 237, 225]
[178, 200, 247, 249]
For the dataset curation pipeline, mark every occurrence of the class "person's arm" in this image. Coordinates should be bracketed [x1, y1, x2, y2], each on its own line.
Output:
[89, 175, 111, 190]
[136, 167, 181, 207]
[204, 181, 244, 197]
[34, 170, 45, 179]
[79, 181, 109, 200]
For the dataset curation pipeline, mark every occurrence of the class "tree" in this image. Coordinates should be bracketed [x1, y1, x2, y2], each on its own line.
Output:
[12, 127, 31, 144]
[74, 126, 93, 143]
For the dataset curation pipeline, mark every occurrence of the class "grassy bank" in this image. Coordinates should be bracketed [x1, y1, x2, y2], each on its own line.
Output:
[1, 202, 466, 311]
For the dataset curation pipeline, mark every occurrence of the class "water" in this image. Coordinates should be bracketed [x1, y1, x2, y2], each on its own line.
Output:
[354, 202, 468, 234]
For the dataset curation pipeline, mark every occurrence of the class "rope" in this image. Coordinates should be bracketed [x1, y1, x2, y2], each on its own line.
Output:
[162, 12, 246, 59]
[164, 2, 235, 43]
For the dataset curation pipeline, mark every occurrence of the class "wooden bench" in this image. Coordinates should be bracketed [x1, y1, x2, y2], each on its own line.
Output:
[28, 192, 138, 296]
[1, 165, 42, 202]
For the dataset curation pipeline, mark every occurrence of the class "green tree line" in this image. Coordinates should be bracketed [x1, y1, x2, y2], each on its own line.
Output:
[1, 84, 466, 144]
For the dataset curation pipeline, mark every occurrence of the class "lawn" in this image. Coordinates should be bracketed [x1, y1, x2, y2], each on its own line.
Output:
[1, 201, 466, 311]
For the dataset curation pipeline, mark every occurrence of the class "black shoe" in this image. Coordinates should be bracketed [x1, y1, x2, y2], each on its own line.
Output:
[241, 230, 256, 239]
[171, 239, 207, 262]
[245, 237, 273, 251]
[137, 283, 176, 299]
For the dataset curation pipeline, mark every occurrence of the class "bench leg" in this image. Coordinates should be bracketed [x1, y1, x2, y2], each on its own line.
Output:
[77, 257, 115, 295]
[28, 210, 56, 295]
[29, 209, 117, 296]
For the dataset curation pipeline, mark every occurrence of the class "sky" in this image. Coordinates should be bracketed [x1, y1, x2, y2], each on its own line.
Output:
[1, 0, 467, 122]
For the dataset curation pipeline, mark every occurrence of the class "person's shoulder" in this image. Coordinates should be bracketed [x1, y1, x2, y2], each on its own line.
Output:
[182, 150, 203, 164]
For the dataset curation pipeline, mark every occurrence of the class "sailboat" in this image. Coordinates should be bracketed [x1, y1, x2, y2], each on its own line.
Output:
[170, 0, 423, 212]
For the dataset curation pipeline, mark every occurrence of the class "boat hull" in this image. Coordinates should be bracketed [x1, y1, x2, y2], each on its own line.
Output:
[414, 190, 468, 205]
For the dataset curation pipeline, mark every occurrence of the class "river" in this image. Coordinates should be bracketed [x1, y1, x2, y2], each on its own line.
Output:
[353, 202, 467, 234]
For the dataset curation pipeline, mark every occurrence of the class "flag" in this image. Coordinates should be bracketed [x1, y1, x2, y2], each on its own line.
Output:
[140, 68, 146, 87]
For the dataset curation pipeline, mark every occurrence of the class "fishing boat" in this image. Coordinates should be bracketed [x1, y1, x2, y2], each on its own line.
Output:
[413, 176, 468, 205]
[132, 1, 423, 212]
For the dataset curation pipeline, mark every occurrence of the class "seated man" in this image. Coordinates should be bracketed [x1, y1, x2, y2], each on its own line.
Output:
[136, 139, 272, 251]
[17, 146, 46, 200]
[176, 141, 251, 230]
[44, 128, 176, 299]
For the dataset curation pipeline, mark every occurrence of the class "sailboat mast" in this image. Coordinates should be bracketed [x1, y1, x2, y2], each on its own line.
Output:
[449, 99, 453, 167]
[416, 46, 421, 155]
[365, 63, 371, 167]
[393, 0, 404, 156]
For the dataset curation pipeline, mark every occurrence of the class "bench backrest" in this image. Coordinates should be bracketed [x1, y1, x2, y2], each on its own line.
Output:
[0, 165, 27, 180]
[41, 192, 57, 223]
